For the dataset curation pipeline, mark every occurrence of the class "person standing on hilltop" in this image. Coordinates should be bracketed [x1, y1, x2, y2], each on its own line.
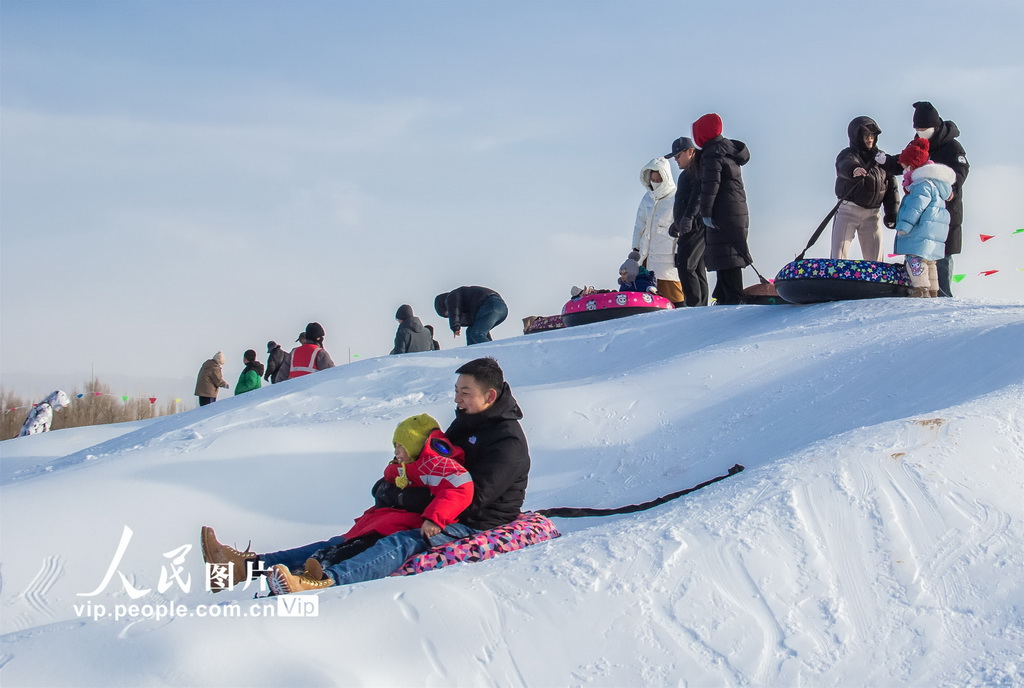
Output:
[234, 350, 264, 395]
[277, 322, 335, 380]
[632, 157, 683, 304]
[692, 113, 752, 306]
[390, 305, 434, 355]
[264, 341, 288, 384]
[195, 352, 229, 407]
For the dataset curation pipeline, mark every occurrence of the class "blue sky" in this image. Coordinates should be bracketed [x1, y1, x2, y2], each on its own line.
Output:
[2, 0, 1022, 400]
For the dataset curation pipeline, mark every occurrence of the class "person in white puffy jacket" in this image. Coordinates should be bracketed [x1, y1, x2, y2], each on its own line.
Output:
[18, 390, 70, 437]
[632, 157, 683, 304]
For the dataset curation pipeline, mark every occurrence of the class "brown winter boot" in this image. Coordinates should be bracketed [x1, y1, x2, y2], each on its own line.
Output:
[200, 526, 258, 592]
[929, 289, 939, 298]
[267, 564, 334, 595]
[911, 286, 930, 298]
[304, 558, 324, 581]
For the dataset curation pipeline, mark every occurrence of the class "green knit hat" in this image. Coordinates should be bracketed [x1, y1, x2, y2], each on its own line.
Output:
[392, 413, 440, 460]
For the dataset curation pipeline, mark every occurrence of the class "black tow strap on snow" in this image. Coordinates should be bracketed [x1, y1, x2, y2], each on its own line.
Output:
[537, 463, 744, 519]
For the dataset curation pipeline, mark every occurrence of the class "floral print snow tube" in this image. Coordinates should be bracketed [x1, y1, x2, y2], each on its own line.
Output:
[392, 512, 561, 576]
[561, 291, 674, 327]
[775, 259, 912, 304]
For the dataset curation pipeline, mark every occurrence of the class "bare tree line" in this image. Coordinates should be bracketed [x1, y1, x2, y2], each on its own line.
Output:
[1, 378, 191, 441]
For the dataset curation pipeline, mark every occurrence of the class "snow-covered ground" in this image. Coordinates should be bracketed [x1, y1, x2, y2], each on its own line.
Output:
[1, 298, 1022, 687]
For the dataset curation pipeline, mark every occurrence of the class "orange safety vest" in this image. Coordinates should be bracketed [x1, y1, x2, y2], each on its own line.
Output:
[288, 344, 322, 378]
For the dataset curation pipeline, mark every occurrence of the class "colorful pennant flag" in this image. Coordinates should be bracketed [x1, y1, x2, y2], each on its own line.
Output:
[980, 234, 995, 242]
[1013, 228, 1024, 235]
[979, 270, 1000, 276]
[952, 274, 967, 283]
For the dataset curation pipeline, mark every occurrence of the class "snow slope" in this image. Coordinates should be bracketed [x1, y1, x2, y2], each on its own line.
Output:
[1, 298, 1022, 687]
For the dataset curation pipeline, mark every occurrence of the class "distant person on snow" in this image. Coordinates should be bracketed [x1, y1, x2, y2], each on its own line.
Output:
[264, 341, 288, 384]
[424, 324, 441, 351]
[234, 350, 264, 395]
[434, 286, 508, 345]
[830, 116, 899, 262]
[390, 304, 434, 355]
[200, 357, 531, 594]
[666, 136, 709, 307]
[633, 157, 683, 304]
[881, 102, 968, 297]
[692, 113, 752, 306]
[194, 352, 229, 407]
[277, 322, 335, 380]
[894, 138, 955, 298]
[617, 250, 658, 293]
[18, 390, 71, 436]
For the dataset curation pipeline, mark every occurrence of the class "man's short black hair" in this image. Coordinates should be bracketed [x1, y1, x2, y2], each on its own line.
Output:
[456, 357, 504, 392]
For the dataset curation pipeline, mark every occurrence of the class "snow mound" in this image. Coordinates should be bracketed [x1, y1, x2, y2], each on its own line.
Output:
[1, 298, 1022, 687]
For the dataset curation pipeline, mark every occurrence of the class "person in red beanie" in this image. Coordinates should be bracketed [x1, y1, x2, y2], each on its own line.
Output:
[690, 113, 752, 305]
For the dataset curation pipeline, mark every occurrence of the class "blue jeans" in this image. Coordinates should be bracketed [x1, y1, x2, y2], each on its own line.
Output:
[936, 255, 954, 297]
[467, 294, 508, 345]
[261, 524, 480, 586]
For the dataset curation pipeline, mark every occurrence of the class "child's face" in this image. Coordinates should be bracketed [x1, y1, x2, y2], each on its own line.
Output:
[394, 443, 412, 463]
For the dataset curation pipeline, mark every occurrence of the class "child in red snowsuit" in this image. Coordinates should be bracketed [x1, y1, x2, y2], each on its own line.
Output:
[301, 413, 474, 579]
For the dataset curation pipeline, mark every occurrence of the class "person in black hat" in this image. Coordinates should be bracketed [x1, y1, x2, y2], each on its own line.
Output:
[277, 322, 335, 380]
[434, 287, 508, 345]
[879, 101, 968, 296]
[265, 340, 288, 384]
[666, 136, 709, 306]
[390, 304, 434, 355]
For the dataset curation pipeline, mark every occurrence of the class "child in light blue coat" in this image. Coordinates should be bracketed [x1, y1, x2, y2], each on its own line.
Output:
[894, 138, 956, 297]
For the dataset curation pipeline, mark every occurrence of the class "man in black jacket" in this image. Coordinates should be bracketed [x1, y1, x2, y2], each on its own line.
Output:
[434, 286, 508, 345]
[666, 136, 709, 306]
[202, 357, 532, 591]
[830, 116, 899, 261]
[907, 102, 969, 297]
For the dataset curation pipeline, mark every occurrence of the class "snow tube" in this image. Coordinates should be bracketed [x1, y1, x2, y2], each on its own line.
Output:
[392, 512, 560, 576]
[740, 282, 789, 305]
[561, 291, 674, 327]
[523, 314, 566, 334]
[774, 259, 912, 304]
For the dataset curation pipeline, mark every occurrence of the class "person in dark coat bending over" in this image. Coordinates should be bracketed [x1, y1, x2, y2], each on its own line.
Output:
[434, 286, 508, 345]
[692, 113, 752, 306]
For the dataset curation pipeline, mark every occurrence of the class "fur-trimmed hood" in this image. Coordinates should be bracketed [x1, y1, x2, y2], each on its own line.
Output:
[639, 157, 676, 200]
[911, 162, 956, 187]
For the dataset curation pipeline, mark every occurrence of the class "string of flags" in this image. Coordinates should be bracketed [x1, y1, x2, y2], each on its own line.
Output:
[5, 392, 184, 414]
[886, 229, 1022, 282]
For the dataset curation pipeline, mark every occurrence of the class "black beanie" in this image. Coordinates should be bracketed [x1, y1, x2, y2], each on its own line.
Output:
[434, 293, 449, 317]
[267, 340, 277, 352]
[395, 304, 414, 321]
[304, 322, 325, 342]
[912, 101, 941, 129]
[244, 349, 257, 362]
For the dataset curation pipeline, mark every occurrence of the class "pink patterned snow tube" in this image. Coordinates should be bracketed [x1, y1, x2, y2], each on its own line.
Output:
[561, 291, 674, 327]
[392, 512, 561, 576]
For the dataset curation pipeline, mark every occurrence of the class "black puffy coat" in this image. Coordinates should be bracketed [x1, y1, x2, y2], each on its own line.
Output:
[698, 135, 751, 271]
[444, 382, 530, 530]
[925, 121, 969, 255]
[390, 316, 434, 355]
[835, 116, 898, 222]
[435, 286, 500, 333]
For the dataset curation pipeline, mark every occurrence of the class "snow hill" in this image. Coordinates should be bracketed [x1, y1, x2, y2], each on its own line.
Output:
[1, 298, 1022, 688]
